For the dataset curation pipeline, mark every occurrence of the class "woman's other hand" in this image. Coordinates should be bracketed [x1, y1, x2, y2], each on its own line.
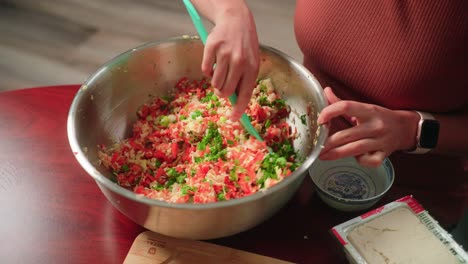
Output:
[318, 87, 420, 167]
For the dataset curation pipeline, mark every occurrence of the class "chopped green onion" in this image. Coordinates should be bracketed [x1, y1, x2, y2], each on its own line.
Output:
[217, 192, 226, 201]
[201, 92, 218, 103]
[152, 183, 165, 191]
[166, 168, 177, 177]
[176, 173, 186, 184]
[165, 168, 187, 186]
[197, 141, 206, 150]
[181, 184, 190, 195]
[160, 115, 171, 127]
[197, 122, 227, 161]
[191, 110, 203, 119]
[229, 168, 238, 181]
[259, 96, 269, 106]
[155, 159, 162, 168]
[274, 99, 286, 107]
[276, 157, 287, 167]
[219, 116, 227, 124]
[300, 114, 307, 125]
[166, 177, 176, 187]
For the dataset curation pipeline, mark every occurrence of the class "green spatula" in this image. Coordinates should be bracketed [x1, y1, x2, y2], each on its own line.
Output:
[182, 0, 264, 142]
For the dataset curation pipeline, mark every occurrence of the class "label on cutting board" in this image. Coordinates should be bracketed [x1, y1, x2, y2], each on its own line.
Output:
[124, 231, 294, 264]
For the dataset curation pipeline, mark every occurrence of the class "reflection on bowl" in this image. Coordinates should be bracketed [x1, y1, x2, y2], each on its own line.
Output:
[308, 157, 394, 212]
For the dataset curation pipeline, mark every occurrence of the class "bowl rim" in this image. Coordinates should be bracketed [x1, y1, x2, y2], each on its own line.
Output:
[309, 158, 395, 204]
[67, 36, 329, 210]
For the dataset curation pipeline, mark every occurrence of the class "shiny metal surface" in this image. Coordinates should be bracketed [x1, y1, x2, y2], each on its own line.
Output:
[67, 37, 328, 240]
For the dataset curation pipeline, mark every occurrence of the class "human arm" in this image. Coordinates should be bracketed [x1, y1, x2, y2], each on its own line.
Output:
[190, 0, 260, 120]
[431, 110, 468, 155]
[317, 87, 468, 167]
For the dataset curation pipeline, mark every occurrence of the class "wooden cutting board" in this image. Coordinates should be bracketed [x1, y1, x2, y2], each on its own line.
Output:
[124, 231, 294, 264]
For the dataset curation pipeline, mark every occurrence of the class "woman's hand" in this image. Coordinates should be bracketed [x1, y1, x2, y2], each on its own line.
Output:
[195, 1, 259, 121]
[318, 87, 420, 167]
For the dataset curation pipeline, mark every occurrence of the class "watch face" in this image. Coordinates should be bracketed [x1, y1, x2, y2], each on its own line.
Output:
[420, 119, 440, 148]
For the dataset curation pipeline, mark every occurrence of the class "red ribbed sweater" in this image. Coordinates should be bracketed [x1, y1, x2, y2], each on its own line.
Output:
[294, 1, 467, 221]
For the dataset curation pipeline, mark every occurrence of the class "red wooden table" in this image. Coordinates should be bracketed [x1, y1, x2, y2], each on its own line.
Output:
[0, 85, 465, 263]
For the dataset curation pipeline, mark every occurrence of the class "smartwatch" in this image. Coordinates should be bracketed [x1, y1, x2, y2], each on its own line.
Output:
[405, 111, 440, 154]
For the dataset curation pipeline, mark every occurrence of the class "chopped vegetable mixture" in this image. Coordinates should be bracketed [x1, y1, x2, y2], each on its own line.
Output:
[98, 78, 301, 203]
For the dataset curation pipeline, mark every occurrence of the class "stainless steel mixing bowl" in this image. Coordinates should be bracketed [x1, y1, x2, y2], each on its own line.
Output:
[67, 37, 328, 240]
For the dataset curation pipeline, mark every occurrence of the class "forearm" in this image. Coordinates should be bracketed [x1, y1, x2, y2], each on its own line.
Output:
[190, 0, 250, 23]
[433, 111, 468, 156]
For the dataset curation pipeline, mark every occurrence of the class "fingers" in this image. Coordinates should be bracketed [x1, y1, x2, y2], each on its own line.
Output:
[324, 87, 341, 104]
[211, 60, 228, 91]
[211, 51, 257, 121]
[318, 101, 372, 125]
[323, 87, 358, 125]
[231, 68, 257, 120]
[319, 138, 377, 161]
[218, 55, 243, 98]
[356, 151, 386, 167]
[230, 49, 258, 120]
[322, 123, 376, 153]
[203, 34, 229, 91]
[202, 39, 249, 101]
[202, 39, 216, 77]
[317, 89, 394, 166]
[200, 15, 259, 119]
